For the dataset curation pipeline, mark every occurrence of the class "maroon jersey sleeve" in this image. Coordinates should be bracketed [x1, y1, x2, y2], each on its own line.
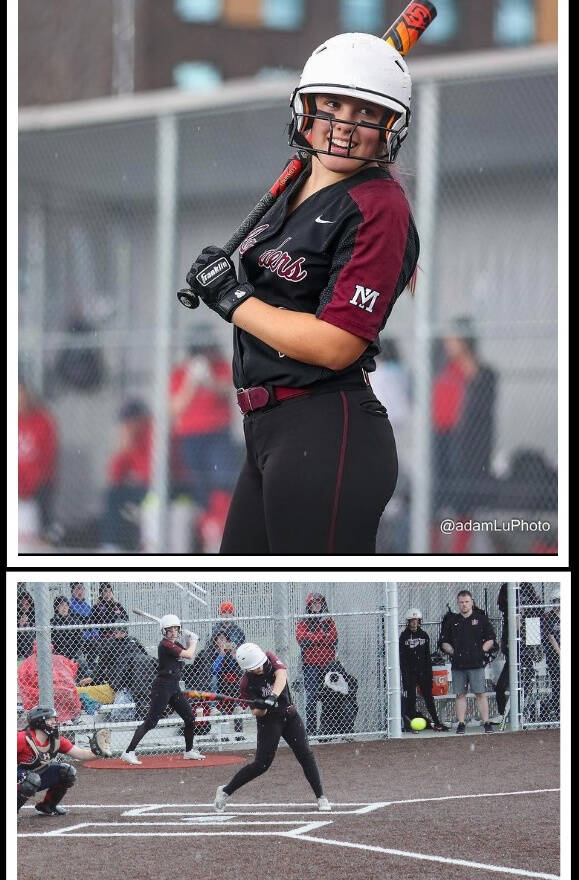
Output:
[317, 178, 415, 341]
[264, 651, 286, 672]
[161, 638, 183, 657]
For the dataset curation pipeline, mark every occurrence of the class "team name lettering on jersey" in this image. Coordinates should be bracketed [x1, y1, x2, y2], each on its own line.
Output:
[239, 224, 270, 255]
[258, 237, 308, 283]
[350, 284, 381, 312]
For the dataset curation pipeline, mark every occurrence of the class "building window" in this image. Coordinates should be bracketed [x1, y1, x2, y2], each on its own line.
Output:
[339, 0, 383, 34]
[418, 0, 457, 44]
[173, 62, 222, 90]
[262, 0, 304, 30]
[494, 0, 535, 46]
[174, 0, 221, 23]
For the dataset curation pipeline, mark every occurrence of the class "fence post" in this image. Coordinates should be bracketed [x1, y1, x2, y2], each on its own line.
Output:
[273, 585, 289, 663]
[30, 583, 54, 709]
[410, 80, 440, 554]
[507, 582, 520, 731]
[387, 583, 402, 739]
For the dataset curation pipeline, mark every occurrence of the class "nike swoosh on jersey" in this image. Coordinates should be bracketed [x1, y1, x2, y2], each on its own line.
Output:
[315, 215, 335, 224]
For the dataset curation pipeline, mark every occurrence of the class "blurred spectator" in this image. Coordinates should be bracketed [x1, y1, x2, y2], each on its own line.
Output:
[431, 319, 497, 552]
[518, 583, 543, 723]
[541, 590, 560, 721]
[210, 602, 246, 648]
[90, 583, 129, 637]
[17, 642, 82, 722]
[169, 338, 239, 551]
[399, 608, 448, 732]
[296, 593, 338, 737]
[370, 338, 411, 435]
[18, 380, 59, 545]
[211, 631, 245, 739]
[494, 584, 510, 718]
[50, 595, 83, 661]
[17, 591, 36, 660]
[69, 583, 100, 664]
[79, 624, 156, 720]
[100, 399, 152, 552]
[440, 590, 496, 734]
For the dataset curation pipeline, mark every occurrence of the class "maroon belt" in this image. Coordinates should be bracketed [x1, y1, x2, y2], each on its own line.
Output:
[236, 385, 310, 414]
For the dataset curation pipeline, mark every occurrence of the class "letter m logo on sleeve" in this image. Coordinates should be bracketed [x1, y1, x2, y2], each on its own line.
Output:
[349, 284, 381, 313]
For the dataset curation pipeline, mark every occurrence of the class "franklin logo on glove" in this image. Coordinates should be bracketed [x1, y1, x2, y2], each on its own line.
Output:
[185, 246, 255, 322]
[196, 258, 231, 287]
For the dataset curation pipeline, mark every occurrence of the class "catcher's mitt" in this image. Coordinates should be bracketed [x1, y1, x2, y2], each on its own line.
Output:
[89, 727, 112, 758]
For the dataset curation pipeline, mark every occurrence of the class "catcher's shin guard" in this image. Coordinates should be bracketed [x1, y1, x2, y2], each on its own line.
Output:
[17, 771, 42, 811]
[40, 763, 77, 808]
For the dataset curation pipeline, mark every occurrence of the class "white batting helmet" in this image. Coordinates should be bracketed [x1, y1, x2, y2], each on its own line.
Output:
[160, 614, 181, 635]
[289, 33, 412, 163]
[236, 643, 268, 671]
[407, 608, 422, 621]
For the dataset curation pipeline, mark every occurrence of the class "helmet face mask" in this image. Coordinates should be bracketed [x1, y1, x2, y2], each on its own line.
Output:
[27, 706, 59, 736]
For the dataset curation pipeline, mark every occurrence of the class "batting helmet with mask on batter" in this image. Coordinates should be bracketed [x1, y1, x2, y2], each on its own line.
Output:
[236, 643, 268, 671]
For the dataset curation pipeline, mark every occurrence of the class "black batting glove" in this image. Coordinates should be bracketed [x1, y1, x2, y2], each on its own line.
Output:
[253, 698, 267, 709]
[263, 694, 279, 709]
[186, 246, 254, 322]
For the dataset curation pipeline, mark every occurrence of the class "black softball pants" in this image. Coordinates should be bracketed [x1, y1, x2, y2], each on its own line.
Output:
[402, 672, 442, 726]
[220, 388, 398, 554]
[223, 708, 323, 798]
[126, 679, 196, 752]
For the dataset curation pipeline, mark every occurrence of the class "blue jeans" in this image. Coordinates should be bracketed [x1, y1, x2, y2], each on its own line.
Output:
[303, 665, 327, 735]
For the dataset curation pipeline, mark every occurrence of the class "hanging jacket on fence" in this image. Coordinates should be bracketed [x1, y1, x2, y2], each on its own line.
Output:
[319, 660, 358, 735]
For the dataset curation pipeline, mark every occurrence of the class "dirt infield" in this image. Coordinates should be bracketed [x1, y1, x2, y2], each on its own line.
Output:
[16, 729, 560, 880]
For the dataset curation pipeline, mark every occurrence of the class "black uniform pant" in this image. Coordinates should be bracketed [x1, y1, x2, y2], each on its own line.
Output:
[220, 388, 398, 554]
[402, 672, 442, 725]
[126, 679, 196, 752]
[223, 708, 323, 798]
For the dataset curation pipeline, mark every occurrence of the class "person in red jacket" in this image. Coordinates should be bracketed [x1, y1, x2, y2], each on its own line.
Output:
[18, 381, 59, 540]
[100, 399, 152, 551]
[296, 593, 338, 737]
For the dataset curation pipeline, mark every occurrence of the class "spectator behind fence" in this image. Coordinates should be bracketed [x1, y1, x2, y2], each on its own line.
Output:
[296, 593, 338, 737]
[80, 624, 156, 720]
[100, 399, 152, 552]
[17, 642, 82, 722]
[210, 602, 246, 649]
[399, 608, 448, 732]
[517, 583, 544, 723]
[17, 590, 36, 660]
[440, 590, 497, 734]
[18, 380, 59, 546]
[50, 596, 82, 661]
[494, 584, 510, 718]
[68, 583, 100, 664]
[169, 338, 239, 552]
[541, 590, 560, 721]
[211, 631, 245, 739]
[90, 583, 129, 637]
[431, 319, 497, 552]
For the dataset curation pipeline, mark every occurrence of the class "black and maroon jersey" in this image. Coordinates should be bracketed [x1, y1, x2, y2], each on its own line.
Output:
[156, 637, 185, 680]
[234, 164, 419, 389]
[239, 651, 292, 713]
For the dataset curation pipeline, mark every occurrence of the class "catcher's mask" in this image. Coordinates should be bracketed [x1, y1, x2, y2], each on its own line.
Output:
[27, 706, 59, 737]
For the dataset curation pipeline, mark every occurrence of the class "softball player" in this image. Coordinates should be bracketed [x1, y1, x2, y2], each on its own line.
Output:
[121, 614, 205, 764]
[185, 33, 419, 554]
[213, 642, 331, 812]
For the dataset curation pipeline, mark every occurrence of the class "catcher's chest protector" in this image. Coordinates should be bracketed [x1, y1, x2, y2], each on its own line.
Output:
[21, 732, 61, 770]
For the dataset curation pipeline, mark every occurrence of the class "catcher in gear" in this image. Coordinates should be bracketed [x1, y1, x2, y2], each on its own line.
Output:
[17, 706, 111, 816]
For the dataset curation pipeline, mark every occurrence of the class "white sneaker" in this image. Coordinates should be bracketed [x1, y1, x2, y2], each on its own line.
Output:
[184, 749, 206, 760]
[121, 751, 141, 765]
[214, 785, 229, 812]
[317, 796, 331, 812]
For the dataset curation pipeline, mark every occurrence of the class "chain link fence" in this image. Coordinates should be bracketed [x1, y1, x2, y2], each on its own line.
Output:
[17, 47, 557, 554]
[16, 581, 560, 756]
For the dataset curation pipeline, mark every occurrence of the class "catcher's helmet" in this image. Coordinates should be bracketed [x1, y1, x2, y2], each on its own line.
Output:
[289, 33, 412, 163]
[160, 613, 181, 636]
[27, 706, 58, 735]
[236, 643, 268, 671]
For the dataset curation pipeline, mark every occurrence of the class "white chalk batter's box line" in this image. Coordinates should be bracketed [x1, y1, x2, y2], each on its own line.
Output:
[18, 790, 560, 878]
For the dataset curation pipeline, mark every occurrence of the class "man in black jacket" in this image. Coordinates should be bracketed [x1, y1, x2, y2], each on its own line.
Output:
[399, 609, 448, 732]
[441, 590, 496, 734]
[88, 625, 156, 719]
